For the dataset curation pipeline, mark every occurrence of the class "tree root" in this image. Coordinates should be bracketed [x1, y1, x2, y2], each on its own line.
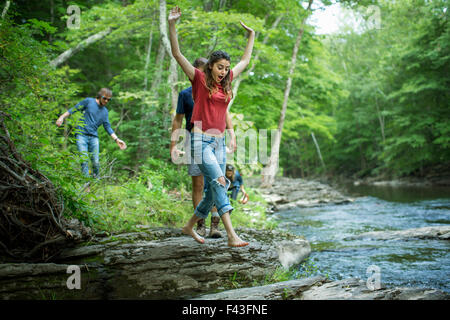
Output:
[0, 111, 91, 262]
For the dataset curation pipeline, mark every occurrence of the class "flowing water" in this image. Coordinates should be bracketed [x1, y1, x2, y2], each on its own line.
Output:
[272, 184, 450, 293]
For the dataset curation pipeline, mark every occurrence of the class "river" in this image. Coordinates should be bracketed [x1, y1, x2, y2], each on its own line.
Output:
[272, 183, 450, 293]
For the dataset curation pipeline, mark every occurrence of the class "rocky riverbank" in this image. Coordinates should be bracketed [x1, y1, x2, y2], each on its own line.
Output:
[348, 226, 450, 241]
[195, 276, 449, 300]
[0, 227, 311, 300]
[3, 223, 447, 300]
[247, 176, 354, 212]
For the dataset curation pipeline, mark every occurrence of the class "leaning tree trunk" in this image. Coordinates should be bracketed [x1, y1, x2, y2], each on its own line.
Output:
[261, 0, 314, 188]
[50, 28, 113, 68]
[1, 1, 10, 20]
[310, 131, 325, 169]
[298, 110, 326, 169]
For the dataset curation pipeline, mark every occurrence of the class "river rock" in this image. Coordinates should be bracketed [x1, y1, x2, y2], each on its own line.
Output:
[348, 226, 450, 241]
[277, 239, 311, 269]
[194, 276, 327, 300]
[299, 278, 450, 300]
[249, 177, 353, 211]
[0, 227, 309, 300]
[194, 277, 449, 300]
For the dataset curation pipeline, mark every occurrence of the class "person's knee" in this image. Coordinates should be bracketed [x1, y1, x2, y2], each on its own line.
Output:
[217, 176, 226, 186]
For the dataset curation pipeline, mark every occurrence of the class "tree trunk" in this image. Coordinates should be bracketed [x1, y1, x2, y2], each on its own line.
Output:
[49, 28, 113, 67]
[143, 22, 154, 92]
[298, 109, 326, 169]
[0, 228, 308, 299]
[1, 1, 10, 20]
[310, 131, 325, 169]
[49, 0, 54, 44]
[375, 92, 386, 143]
[261, 0, 314, 188]
[168, 57, 178, 121]
[203, 0, 214, 11]
[159, 0, 178, 118]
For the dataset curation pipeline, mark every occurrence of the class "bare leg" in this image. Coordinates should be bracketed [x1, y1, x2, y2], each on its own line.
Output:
[182, 214, 205, 244]
[212, 176, 248, 247]
[192, 175, 206, 236]
[220, 211, 249, 247]
[191, 175, 204, 209]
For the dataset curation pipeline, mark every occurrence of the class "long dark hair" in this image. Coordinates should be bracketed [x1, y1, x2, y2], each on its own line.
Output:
[204, 50, 233, 102]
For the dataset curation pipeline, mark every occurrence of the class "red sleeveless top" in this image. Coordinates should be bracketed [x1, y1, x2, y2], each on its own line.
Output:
[190, 68, 233, 134]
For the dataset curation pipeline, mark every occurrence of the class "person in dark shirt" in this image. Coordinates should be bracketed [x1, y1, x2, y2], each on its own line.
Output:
[225, 164, 249, 204]
[56, 88, 126, 178]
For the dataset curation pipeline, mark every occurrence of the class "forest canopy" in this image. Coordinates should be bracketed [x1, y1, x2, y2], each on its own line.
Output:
[0, 0, 448, 234]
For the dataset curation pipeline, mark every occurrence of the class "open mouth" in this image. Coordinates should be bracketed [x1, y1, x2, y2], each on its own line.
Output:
[217, 75, 224, 82]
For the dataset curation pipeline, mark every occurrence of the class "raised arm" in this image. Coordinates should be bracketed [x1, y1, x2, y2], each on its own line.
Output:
[168, 6, 195, 81]
[225, 111, 236, 153]
[232, 21, 256, 78]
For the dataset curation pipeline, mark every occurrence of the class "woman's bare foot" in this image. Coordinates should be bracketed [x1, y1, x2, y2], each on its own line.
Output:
[227, 236, 249, 248]
[182, 226, 205, 244]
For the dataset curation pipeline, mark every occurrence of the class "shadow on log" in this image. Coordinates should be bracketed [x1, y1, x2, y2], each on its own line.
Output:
[0, 111, 91, 262]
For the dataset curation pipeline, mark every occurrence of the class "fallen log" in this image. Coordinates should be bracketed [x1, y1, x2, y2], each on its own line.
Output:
[0, 227, 310, 299]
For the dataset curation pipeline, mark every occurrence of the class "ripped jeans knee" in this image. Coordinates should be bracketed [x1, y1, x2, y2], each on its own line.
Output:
[214, 176, 231, 190]
[195, 176, 233, 218]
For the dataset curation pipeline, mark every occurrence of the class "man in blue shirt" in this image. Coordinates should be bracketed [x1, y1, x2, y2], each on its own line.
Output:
[56, 88, 127, 178]
[170, 58, 237, 238]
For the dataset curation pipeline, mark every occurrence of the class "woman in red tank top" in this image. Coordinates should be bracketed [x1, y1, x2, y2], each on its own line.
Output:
[168, 5, 255, 247]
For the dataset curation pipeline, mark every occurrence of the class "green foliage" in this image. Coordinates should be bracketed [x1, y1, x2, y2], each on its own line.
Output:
[262, 266, 298, 285]
[2, 0, 448, 237]
[323, 0, 449, 177]
[79, 169, 191, 232]
[296, 257, 323, 278]
[0, 17, 87, 216]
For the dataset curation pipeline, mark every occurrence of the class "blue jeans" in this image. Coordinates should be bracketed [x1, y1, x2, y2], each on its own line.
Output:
[228, 184, 241, 200]
[191, 132, 233, 218]
[76, 134, 100, 178]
